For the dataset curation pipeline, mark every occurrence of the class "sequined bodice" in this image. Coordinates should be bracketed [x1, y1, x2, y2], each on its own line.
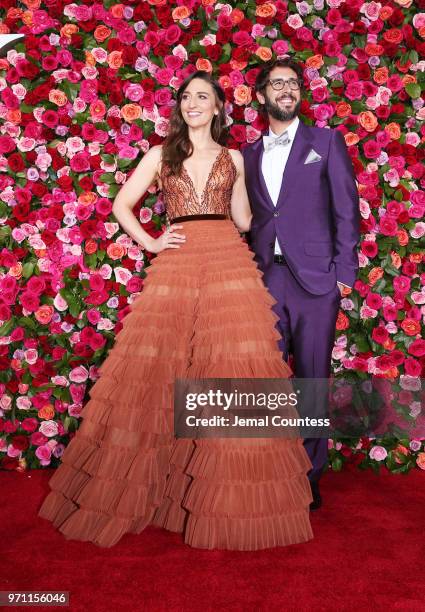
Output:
[161, 148, 237, 221]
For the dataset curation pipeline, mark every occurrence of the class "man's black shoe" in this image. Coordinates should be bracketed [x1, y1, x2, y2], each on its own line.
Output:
[309, 480, 322, 511]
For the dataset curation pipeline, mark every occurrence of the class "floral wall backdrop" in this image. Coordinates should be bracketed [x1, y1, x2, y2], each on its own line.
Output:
[0, 0, 424, 474]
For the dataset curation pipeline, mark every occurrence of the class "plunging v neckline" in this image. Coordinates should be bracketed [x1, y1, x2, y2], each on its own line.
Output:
[182, 148, 225, 206]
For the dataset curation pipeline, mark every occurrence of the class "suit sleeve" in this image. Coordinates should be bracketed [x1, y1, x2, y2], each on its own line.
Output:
[327, 129, 360, 288]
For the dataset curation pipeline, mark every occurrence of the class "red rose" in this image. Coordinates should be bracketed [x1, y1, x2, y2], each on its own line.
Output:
[229, 124, 246, 143]
[404, 358, 421, 377]
[1, 457, 19, 470]
[7, 153, 25, 173]
[11, 435, 29, 451]
[408, 339, 425, 357]
[372, 326, 388, 345]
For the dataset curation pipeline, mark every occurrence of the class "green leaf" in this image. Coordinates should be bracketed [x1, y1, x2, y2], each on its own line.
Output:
[22, 262, 34, 278]
[0, 319, 14, 337]
[99, 173, 116, 185]
[331, 456, 343, 471]
[405, 83, 421, 99]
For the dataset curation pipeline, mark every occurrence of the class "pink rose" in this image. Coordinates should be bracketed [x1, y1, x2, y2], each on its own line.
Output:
[39, 420, 59, 437]
[70, 383, 86, 403]
[30, 432, 48, 446]
[35, 444, 52, 465]
[126, 277, 143, 293]
[369, 445, 388, 461]
[69, 366, 89, 383]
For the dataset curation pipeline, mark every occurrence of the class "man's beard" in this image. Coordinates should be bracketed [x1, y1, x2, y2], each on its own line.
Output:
[264, 93, 301, 121]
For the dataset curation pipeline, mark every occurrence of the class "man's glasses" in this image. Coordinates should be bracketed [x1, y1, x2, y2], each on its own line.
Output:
[268, 78, 301, 91]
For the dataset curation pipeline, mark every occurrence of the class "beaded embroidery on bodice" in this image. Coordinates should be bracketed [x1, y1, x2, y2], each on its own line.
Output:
[160, 148, 237, 221]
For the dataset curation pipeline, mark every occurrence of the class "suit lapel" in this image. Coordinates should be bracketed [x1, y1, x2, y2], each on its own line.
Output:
[250, 138, 274, 211]
[276, 121, 313, 209]
[253, 120, 314, 211]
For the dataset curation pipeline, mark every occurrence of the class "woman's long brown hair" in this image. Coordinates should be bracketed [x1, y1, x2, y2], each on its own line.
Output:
[161, 70, 228, 176]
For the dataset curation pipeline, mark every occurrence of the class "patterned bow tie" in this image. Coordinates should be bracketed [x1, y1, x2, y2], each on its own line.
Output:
[263, 131, 290, 153]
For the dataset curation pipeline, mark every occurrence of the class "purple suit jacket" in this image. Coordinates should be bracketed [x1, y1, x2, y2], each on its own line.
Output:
[242, 120, 360, 296]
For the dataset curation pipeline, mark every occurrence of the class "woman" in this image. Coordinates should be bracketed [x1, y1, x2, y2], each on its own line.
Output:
[38, 71, 313, 550]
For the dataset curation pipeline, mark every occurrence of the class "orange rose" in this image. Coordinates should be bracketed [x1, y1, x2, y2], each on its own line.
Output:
[368, 267, 384, 285]
[121, 104, 142, 122]
[382, 338, 396, 351]
[397, 229, 409, 246]
[383, 366, 399, 379]
[5, 9, 23, 21]
[306, 55, 324, 70]
[416, 452, 425, 470]
[7, 109, 21, 124]
[358, 111, 378, 132]
[38, 404, 55, 420]
[218, 75, 231, 90]
[85, 51, 96, 67]
[22, 10, 34, 25]
[21, 0, 40, 9]
[107, 243, 126, 260]
[60, 24, 78, 38]
[196, 58, 212, 73]
[233, 84, 252, 106]
[409, 253, 422, 263]
[34, 249, 46, 257]
[336, 312, 349, 330]
[390, 251, 401, 268]
[78, 192, 97, 205]
[393, 444, 409, 464]
[48, 89, 68, 106]
[110, 4, 124, 18]
[336, 102, 352, 118]
[172, 6, 191, 21]
[385, 122, 401, 140]
[402, 74, 417, 86]
[365, 43, 384, 56]
[201, 0, 216, 5]
[94, 25, 111, 42]
[256, 47, 273, 62]
[85, 239, 98, 255]
[255, 2, 277, 18]
[230, 60, 248, 71]
[9, 263, 22, 279]
[231, 8, 245, 24]
[35, 305, 54, 325]
[11, 359, 22, 371]
[380, 6, 393, 19]
[401, 318, 421, 336]
[0, 23, 10, 34]
[373, 67, 389, 85]
[394, 0, 412, 7]
[108, 50, 123, 70]
[345, 132, 359, 146]
[89, 99, 106, 120]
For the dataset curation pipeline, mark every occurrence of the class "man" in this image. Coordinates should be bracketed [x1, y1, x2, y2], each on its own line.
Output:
[242, 58, 360, 510]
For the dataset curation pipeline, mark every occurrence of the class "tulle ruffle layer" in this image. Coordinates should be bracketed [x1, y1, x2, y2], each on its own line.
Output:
[38, 220, 313, 549]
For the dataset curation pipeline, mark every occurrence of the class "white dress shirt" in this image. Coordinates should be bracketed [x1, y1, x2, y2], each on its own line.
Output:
[261, 117, 350, 290]
[261, 116, 299, 256]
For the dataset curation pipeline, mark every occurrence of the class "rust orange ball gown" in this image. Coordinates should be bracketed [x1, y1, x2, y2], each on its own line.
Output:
[38, 148, 314, 550]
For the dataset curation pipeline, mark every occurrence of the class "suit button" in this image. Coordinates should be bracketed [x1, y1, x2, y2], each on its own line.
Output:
[273, 211, 279, 217]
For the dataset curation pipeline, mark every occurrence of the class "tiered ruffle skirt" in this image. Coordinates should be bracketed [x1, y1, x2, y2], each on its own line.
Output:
[38, 219, 313, 549]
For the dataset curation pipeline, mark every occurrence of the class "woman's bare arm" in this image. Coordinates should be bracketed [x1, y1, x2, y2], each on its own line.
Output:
[112, 145, 185, 253]
[229, 149, 252, 233]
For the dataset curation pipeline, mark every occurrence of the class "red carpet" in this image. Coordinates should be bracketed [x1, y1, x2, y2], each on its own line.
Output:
[1, 467, 424, 611]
